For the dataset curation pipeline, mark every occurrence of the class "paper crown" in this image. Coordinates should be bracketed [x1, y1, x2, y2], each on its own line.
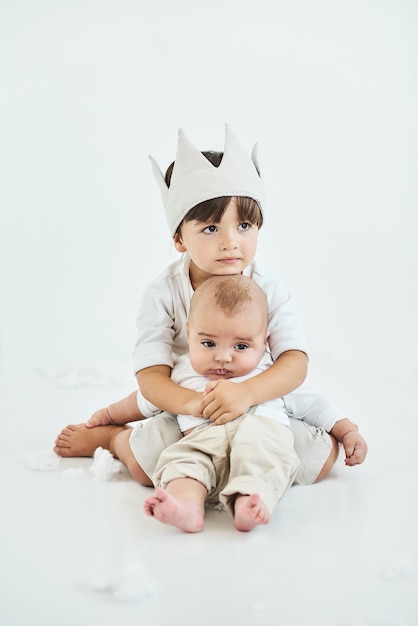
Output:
[149, 124, 265, 236]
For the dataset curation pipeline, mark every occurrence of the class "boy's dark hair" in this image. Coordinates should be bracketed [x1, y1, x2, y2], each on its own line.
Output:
[165, 151, 263, 235]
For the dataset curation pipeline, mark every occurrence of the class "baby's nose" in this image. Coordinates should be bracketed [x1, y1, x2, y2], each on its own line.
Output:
[215, 350, 232, 362]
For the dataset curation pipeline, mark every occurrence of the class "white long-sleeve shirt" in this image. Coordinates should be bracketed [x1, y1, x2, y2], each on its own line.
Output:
[133, 252, 345, 432]
[133, 252, 307, 373]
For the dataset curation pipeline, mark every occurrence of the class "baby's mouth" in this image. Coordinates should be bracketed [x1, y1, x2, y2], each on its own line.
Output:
[210, 369, 231, 376]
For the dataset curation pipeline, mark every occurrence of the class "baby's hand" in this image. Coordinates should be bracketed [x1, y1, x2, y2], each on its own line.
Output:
[342, 431, 368, 466]
[199, 380, 251, 425]
[85, 407, 115, 428]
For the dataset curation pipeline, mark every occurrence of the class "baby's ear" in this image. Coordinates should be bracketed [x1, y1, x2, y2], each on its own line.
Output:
[173, 232, 187, 252]
[185, 321, 189, 337]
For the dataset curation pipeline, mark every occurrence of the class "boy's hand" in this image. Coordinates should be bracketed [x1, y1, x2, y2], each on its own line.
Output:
[86, 391, 143, 428]
[330, 418, 368, 467]
[198, 380, 252, 425]
[186, 392, 206, 419]
[341, 431, 368, 466]
[85, 407, 115, 428]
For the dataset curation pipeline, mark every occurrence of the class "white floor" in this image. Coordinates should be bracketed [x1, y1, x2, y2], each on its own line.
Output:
[1, 1, 417, 624]
[1, 355, 417, 626]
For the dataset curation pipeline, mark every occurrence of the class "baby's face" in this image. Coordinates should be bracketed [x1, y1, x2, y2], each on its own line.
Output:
[187, 304, 267, 380]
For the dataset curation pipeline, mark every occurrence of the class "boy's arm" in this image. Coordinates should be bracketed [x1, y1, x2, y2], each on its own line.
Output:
[200, 350, 308, 425]
[330, 418, 368, 466]
[86, 391, 144, 428]
[137, 364, 203, 416]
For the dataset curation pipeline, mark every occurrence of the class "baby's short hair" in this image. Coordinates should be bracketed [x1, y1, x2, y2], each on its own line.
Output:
[190, 275, 268, 328]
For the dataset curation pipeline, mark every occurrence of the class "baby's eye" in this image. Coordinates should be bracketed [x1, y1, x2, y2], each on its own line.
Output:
[203, 225, 218, 233]
[235, 343, 249, 351]
[238, 222, 252, 231]
[202, 340, 216, 348]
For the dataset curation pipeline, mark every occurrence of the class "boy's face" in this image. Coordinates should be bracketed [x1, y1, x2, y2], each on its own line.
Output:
[173, 198, 259, 289]
[186, 303, 267, 380]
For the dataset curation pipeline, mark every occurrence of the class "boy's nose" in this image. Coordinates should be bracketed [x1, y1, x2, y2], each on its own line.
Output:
[220, 231, 237, 250]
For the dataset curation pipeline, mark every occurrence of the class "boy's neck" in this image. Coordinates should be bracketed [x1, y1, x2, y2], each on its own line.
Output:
[188, 261, 213, 291]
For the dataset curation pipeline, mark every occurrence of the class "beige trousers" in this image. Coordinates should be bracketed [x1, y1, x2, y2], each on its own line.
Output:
[129, 412, 333, 486]
[152, 414, 300, 514]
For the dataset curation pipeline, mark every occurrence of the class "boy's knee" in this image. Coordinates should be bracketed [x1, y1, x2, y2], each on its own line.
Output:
[127, 458, 153, 486]
[290, 419, 339, 485]
[314, 434, 339, 483]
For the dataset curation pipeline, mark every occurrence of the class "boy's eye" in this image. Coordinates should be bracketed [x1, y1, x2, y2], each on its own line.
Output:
[235, 343, 249, 351]
[203, 225, 218, 233]
[202, 340, 216, 348]
[238, 222, 251, 231]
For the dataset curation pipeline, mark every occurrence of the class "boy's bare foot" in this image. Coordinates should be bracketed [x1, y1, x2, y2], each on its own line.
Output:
[233, 493, 270, 532]
[54, 424, 126, 458]
[144, 487, 205, 533]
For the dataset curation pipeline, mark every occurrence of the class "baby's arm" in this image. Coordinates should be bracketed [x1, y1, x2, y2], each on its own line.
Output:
[330, 418, 368, 466]
[200, 350, 308, 425]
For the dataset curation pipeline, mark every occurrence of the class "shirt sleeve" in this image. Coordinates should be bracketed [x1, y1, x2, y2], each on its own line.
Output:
[135, 390, 160, 418]
[283, 380, 346, 431]
[132, 277, 177, 374]
[254, 270, 309, 360]
[132, 265, 190, 374]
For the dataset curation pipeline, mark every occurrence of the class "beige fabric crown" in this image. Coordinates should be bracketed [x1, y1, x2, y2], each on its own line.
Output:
[149, 124, 265, 236]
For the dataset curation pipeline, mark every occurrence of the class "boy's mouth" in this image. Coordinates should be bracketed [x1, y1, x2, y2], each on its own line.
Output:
[217, 257, 240, 264]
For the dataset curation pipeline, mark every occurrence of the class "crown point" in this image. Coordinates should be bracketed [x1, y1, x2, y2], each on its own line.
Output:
[150, 125, 265, 236]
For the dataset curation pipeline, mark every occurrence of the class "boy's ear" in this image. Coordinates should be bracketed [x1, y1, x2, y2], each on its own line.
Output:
[173, 232, 187, 252]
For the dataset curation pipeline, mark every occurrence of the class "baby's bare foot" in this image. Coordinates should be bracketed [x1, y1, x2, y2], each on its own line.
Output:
[144, 487, 204, 533]
[234, 493, 270, 532]
[53, 424, 125, 457]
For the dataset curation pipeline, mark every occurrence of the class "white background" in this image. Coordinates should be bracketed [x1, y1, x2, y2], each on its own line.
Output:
[1, 1, 417, 625]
